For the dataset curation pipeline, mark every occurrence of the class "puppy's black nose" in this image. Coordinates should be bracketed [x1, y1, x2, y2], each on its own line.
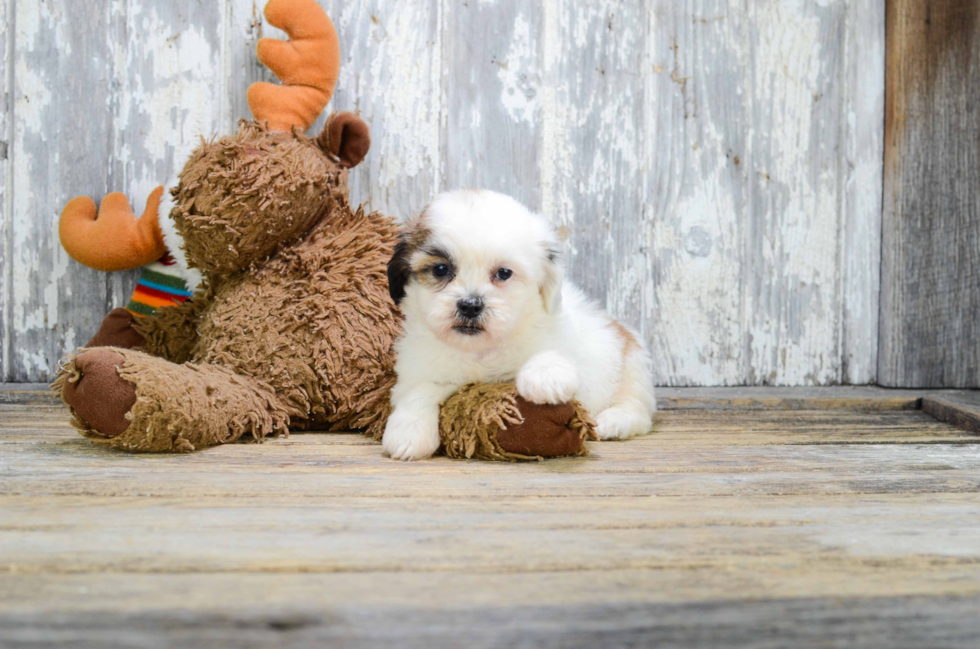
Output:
[456, 297, 484, 319]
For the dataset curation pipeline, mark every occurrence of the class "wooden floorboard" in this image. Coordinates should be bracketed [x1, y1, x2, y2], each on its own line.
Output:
[1, 402, 979, 647]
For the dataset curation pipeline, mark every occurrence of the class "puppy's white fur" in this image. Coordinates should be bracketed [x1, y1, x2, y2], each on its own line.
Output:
[383, 190, 656, 460]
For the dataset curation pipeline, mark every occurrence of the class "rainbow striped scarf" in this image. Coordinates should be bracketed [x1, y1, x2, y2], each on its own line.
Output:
[125, 255, 194, 317]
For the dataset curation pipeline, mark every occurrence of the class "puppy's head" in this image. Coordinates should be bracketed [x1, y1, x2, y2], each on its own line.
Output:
[388, 190, 563, 351]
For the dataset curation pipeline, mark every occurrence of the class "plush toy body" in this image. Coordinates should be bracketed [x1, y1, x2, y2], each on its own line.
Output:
[58, 185, 398, 450]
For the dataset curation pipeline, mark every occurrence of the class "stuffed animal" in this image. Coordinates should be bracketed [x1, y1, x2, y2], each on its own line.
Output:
[54, 0, 394, 451]
[53, 0, 596, 459]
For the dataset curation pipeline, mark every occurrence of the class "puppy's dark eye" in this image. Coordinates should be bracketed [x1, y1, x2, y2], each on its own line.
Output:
[433, 264, 450, 278]
[495, 268, 513, 281]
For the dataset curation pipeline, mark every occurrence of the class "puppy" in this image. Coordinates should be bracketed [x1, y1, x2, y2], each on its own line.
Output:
[383, 189, 656, 460]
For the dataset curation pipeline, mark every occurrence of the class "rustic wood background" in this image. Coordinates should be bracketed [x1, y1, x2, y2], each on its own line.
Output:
[0, 1, 894, 385]
[880, 0, 979, 388]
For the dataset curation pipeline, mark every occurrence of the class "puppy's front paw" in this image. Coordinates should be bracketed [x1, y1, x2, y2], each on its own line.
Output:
[595, 407, 652, 440]
[382, 406, 441, 461]
[516, 351, 579, 405]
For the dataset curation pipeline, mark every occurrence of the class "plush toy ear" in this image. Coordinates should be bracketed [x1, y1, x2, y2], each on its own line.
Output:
[318, 111, 371, 168]
[387, 238, 411, 305]
[540, 245, 564, 314]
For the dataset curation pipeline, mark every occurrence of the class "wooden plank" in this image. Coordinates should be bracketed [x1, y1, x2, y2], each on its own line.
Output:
[224, 0, 271, 135]
[922, 393, 980, 435]
[2, 493, 978, 574]
[842, 0, 885, 384]
[3, 446, 978, 500]
[6, 1, 226, 382]
[319, 0, 444, 218]
[7, 0, 117, 381]
[645, 1, 880, 386]
[0, 385, 58, 405]
[6, 383, 978, 410]
[2, 409, 978, 498]
[0, 407, 973, 446]
[738, 0, 853, 386]
[0, 0, 9, 381]
[2, 571, 980, 619]
[0, 584, 977, 649]
[644, 0, 744, 385]
[657, 386, 925, 411]
[443, 0, 542, 209]
[541, 1, 652, 334]
[879, 0, 980, 387]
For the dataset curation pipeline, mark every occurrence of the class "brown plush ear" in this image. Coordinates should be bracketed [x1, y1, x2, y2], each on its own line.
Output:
[318, 111, 371, 168]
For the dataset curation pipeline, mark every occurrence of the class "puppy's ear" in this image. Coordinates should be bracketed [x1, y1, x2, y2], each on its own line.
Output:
[387, 238, 411, 305]
[540, 245, 564, 314]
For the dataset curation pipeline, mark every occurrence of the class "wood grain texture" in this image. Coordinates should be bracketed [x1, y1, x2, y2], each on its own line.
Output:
[1, 404, 979, 646]
[842, 0, 885, 384]
[7, 0, 117, 382]
[880, 0, 980, 388]
[644, 0, 885, 386]
[0, 0, 9, 381]
[2, 1, 888, 386]
[322, 0, 444, 217]
[11, 382, 976, 410]
[543, 1, 652, 337]
[1, 586, 979, 649]
[444, 0, 543, 209]
[5, 0, 225, 382]
[921, 392, 980, 434]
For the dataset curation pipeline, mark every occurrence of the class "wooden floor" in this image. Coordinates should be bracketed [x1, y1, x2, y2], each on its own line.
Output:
[1, 393, 979, 648]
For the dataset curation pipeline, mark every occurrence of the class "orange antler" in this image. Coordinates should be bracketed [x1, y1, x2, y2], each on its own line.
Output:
[59, 187, 167, 271]
[247, 0, 341, 132]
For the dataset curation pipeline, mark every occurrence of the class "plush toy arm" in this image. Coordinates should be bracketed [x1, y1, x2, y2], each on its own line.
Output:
[59, 187, 168, 272]
[131, 290, 207, 364]
[246, 0, 341, 132]
[439, 383, 597, 462]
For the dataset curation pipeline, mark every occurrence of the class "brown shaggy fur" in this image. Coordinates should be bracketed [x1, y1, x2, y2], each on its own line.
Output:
[55, 118, 399, 448]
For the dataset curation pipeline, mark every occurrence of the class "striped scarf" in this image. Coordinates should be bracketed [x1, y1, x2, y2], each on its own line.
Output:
[125, 255, 194, 317]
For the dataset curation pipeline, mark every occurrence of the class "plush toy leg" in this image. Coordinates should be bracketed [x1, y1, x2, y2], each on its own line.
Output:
[53, 348, 290, 452]
[440, 383, 597, 462]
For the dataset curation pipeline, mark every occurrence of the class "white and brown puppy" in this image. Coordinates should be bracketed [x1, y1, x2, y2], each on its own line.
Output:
[383, 189, 656, 460]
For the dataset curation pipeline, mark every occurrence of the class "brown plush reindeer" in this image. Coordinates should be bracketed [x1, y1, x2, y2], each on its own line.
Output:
[54, 0, 595, 458]
[55, 0, 398, 451]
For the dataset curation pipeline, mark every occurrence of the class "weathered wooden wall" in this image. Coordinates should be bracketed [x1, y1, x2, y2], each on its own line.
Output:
[1, 0, 885, 386]
[879, 0, 979, 388]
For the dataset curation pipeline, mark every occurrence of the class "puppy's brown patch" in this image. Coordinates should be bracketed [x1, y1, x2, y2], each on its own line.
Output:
[411, 247, 455, 291]
[607, 320, 639, 360]
[388, 212, 432, 305]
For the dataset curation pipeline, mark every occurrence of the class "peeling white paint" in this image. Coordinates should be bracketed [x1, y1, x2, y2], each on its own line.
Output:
[325, 0, 442, 218]
[116, 5, 222, 203]
[497, 13, 539, 125]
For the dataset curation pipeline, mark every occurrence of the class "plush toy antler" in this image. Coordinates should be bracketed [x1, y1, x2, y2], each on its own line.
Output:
[246, 0, 341, 132]
[59, 187, 167, 272]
